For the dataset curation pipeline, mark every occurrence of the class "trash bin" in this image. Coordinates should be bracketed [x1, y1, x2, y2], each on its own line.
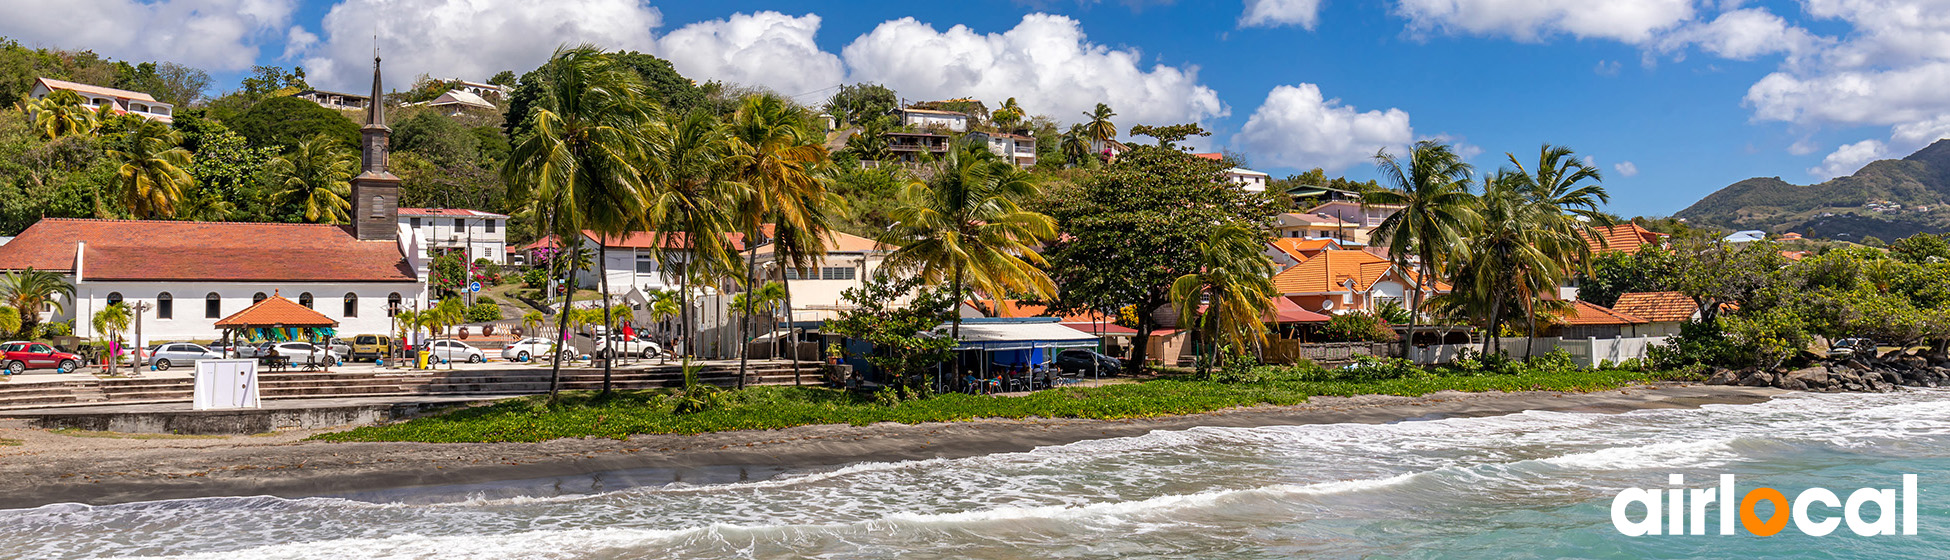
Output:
[417, 350, 431, 369]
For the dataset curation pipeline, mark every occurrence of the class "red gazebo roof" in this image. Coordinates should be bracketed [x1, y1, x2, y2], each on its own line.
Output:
[213, 292, 339, 328]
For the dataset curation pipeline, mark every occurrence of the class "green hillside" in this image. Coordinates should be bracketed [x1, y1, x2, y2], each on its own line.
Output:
[1674, 139, 1950, 242]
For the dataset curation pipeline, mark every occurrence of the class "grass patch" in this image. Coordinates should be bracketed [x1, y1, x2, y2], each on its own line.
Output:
[312, 366, 1688, 444]
[0, 437, 20, 446]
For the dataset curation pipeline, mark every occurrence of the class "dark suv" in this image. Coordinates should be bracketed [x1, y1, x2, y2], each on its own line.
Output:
[1055, 349, 1121, 375]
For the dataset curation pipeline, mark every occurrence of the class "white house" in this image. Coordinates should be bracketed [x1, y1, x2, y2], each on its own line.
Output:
[1227, 168, 1270, 192]
[967, 131, 1037, 168]
[30, 77, 173, 123]
[753, 230, 897, 322]
[899, 108, 969, 132]
[572, 230, 752, 295]
[423, 90, 497, 116]
[0, 219, 427, 342]
[1306, 201, 1402, 245]
[399, 208, 509, 265]
[295, 89, 370, 111]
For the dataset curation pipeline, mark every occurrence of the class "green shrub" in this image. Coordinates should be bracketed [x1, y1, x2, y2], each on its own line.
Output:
[474, 295, 496, 305]
[1320, 312, 1398, 343]
[1527, 349, 1582, 374]
[1211, 353, 1263, 384]
[521, 269, 548, 288]
[465, 302, 501, 322]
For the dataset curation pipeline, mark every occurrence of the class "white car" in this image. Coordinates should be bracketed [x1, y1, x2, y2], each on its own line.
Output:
[428, 339, 486, 363]
[576, 332, 664, 359]
[500, 337, 556, 362]
[265, 342, 340, 367]
[147, 343, 222, 371]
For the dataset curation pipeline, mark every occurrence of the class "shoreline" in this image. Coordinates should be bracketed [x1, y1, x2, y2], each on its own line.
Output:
[0, 384, 1782, 510]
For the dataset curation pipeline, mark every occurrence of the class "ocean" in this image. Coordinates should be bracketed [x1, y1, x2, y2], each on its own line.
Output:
[5, 390, 1948, 559]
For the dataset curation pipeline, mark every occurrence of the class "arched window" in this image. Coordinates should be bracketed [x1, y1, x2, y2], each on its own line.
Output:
[253, 292, 267, 304]
[156, 292, 172, 319]
[343, 293, 358, 317]
[106, 292, 123, 307]
[299, 292, 314, 309]
[205, 293, 221, 318]
[387, 293, 402, 316]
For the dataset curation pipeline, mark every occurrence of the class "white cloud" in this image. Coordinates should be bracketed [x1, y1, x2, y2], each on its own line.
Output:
[1239, 0, 1326, 29]
[1810, 139, 1885, 179]
[1394, 0, 1694, 44]
[1613, 161, 1639, 177]
[301, 0, 663, 91]
[0, 0, 296, 71]
[1663, 8, 1824, 60]
[1233, 83, 1414, 172]
[842, 14, 1227, 130]
[654, 11, 845, 96]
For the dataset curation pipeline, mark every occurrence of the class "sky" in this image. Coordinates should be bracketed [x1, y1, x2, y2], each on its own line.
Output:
[4, 0, 1949, 218]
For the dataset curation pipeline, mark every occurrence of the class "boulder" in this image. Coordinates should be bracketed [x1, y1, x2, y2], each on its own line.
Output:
[1706, 370, 1739, 386]
[1786, 366, 1829, 386]
[1741, 372, 1776, 387]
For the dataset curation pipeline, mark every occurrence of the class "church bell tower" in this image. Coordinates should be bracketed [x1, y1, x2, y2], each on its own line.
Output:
[350, 55, 402, 241]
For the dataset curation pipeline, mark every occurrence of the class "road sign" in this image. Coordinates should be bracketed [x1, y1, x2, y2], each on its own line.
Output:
[469, 281, 482, 293]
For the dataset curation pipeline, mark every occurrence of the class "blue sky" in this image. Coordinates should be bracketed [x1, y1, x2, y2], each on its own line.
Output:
[7, 0, 1950, 218]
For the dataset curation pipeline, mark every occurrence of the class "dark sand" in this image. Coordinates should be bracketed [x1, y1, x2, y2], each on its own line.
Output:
[0, 384, 1782, 509]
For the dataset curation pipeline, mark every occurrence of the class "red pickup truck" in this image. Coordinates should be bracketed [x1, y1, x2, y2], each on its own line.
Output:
[1, 341, 81, 375]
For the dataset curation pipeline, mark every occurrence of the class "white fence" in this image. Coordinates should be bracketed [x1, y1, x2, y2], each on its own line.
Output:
[1411, 336, 1670, 367]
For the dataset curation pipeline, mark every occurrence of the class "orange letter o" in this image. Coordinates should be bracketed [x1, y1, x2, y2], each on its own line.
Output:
[1741, 488, 1791, 536]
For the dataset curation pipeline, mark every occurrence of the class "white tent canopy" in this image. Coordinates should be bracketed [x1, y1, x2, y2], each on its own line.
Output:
[939, 321, 1099, 351]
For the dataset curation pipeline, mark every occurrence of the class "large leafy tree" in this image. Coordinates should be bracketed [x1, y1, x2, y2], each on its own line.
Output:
[264, 134, 355, 224]
[1368, 140, 1479, 360]
[106, 121, 193, 219]
[503, 50, 701, 139]
[725, 92, 831, 386]
[503, 45, 657, 396]
[1041, 140, 1278, 374]
[882, 143, 1058, 340]
[1170, 224, 1276, 370]
[228, 96, 358, 153]
[823, 83, 898, 128]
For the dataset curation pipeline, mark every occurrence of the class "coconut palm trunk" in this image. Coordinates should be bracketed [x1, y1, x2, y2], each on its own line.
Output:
[737, 243, 756, 389]
[598, 243, 615, 395]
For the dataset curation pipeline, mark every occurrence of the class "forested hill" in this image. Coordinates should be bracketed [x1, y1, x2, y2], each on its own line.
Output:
[1674, 139, 1950, 242]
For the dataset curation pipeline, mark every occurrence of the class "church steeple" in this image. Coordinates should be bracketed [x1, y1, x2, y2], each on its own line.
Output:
[350, 54, 401, 241]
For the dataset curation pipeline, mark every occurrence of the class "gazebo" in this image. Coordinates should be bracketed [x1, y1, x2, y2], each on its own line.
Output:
[212, 290, 340, 362]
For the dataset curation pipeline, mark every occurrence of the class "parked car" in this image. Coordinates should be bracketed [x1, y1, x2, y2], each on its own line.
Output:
[350, 335, 393, 362]
[500, 337, 555, 362]
[1054, 349, 1121, 375]
[205, 341, 242, 357]
[428, 339, 486, 363]
[0, 341, 81, 374]
[604, 334, 664, 359]
[324, 337, 353, 358]
[234, 342, 278, 359]
[259, 342, 339, 367]
[1830, 338, 1879, 359]
[147, 343, 222, 371]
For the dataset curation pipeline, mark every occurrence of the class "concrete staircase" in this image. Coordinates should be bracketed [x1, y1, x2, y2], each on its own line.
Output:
[0, 361, 818, 411]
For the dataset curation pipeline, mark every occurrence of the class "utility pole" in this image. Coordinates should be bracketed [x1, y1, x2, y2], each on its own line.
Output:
[129, 300, 152, 376]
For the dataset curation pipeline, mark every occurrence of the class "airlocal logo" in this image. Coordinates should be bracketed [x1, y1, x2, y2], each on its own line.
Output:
[1612, 474, 1918, 536]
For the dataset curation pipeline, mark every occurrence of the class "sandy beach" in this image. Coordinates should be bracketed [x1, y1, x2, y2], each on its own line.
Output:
[0, 384, 1781, 510]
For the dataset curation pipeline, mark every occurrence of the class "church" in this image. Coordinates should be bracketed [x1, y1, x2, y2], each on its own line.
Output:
[0, 58, 431, 342]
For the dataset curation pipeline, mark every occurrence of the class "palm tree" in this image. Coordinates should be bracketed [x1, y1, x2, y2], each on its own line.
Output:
[1059, 124, 1092, 168]
[882, 143, 1058, 342]
[25, 90, 97, 140]
[428, 298, 465, 369]
[725, 92, 831, 388]
[108, 122, 194, 219]
[521, 310, 544, 338]
[1507, 144, 1611, 353]
[503, 45, 658, 398]
[1082, 103, 1117, 152]
[266, 134, 356, 224]
[0, 268, 73, 336]
[1369, 140, 1479, 361]
[647, 289, 680, 364]
[1432, 171, 1557, 355]
[642, 108, 745, 364]
[992, 98, 1025, 131]
[1170, 224, 1277, 372]
[93, 303, 130, 375]
[731, 280, 788, 357]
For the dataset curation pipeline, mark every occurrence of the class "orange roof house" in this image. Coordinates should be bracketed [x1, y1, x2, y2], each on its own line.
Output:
[1267, 238, 1342, 268]
[1583, 223, 1669, 255]
[1556, 300, 1645, 326]
[1272, 250, 1448, 315]
[1611, 291, 1699, 324]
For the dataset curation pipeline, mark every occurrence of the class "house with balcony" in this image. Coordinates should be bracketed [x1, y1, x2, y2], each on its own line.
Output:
[30, 78, 173, 123]
[899, 108, 969, 132]
[968, 131, 1038, 167]
[398, 208, 509, 265]
[295, 89, 370, 111]
[1274, 212, 1360, 242]
[1188, 153, 1270, 192]
[423, 90, 497, 116]
[753, 230, 897, 322]
[1305, 201, 1402, 245]
[886, 132, 951, 162]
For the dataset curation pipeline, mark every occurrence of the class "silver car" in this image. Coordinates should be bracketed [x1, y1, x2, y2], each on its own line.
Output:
[147, 343, 222, 371]
[266, 342, 340, 367]
[428, 339, 486, 363]
[500, 337, 555, 362]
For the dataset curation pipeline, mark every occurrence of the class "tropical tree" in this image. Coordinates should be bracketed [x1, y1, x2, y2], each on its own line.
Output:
[93, 303, 130, 375]
[1506, 144, 1610, 352]
[24, 90, 97, 139]
[992, 98, 1025, 131]
[882, 143, 1058, 341]
[1169, 224, 1277, 372]
[725, 92, 831, 387]
[642, 108, 745, 363]
[1430, 171, 1559, 355]
[1082, 103, 1117, 150]
[1059, 123, 1092, 168]
[428, 298, 465, 369]
[1368, 140, 1479, 360]
[503, 45, 658, 398]
[265, 134, 356, 224]
[0, 268, 74, 336]
[647, 289, 680, 364]
[731, 280, 788, 341]
[108, 122, 195, 219]
[0, 307, 19, 339]
[520, 310, 544, 337]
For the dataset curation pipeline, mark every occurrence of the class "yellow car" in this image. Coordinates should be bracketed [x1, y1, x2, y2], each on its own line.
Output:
[350, 335, 393, 362]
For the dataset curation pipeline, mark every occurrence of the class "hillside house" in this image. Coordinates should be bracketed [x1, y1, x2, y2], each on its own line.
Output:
[1583, 223, 1669, 254]
[295, 89, 370, 111]
[1273, 212, 1359, 241]
[1270, 249, 1447, 316]
[968, 131, 1038, 167]
[30, 78, 173, 123]
[399, 208, 509, 265]
[898, 108, 969, 132]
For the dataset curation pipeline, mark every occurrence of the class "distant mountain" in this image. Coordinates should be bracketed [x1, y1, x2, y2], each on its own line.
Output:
[1674, 139, 1950, 241]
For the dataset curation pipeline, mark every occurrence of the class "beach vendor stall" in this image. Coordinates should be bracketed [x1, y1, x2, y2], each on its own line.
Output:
[212, 290, 341, 371]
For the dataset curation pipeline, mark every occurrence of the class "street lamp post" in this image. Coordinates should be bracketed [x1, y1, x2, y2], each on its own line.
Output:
[129, 300, 153, 376]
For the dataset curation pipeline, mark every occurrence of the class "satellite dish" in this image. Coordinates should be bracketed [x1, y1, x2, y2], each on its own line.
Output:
[1320, 300, 1336, 311]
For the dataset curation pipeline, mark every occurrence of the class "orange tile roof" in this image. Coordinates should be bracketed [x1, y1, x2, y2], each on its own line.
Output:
[1583, 223, 1667, 254]
[0, 219, 415, 282]
[1268, 238, 1341, 261]
[1557, 300, 1646, 326]
[1270, 250, 1451, 293]
[37, 77, 160, 103]
[1781, 250, 1813, 261]
[213, 292, 340, 327]
[1611, 291, 1698, 323]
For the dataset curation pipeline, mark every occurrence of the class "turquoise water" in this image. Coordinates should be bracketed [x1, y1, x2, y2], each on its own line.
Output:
[5, 390, 1950, 559]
